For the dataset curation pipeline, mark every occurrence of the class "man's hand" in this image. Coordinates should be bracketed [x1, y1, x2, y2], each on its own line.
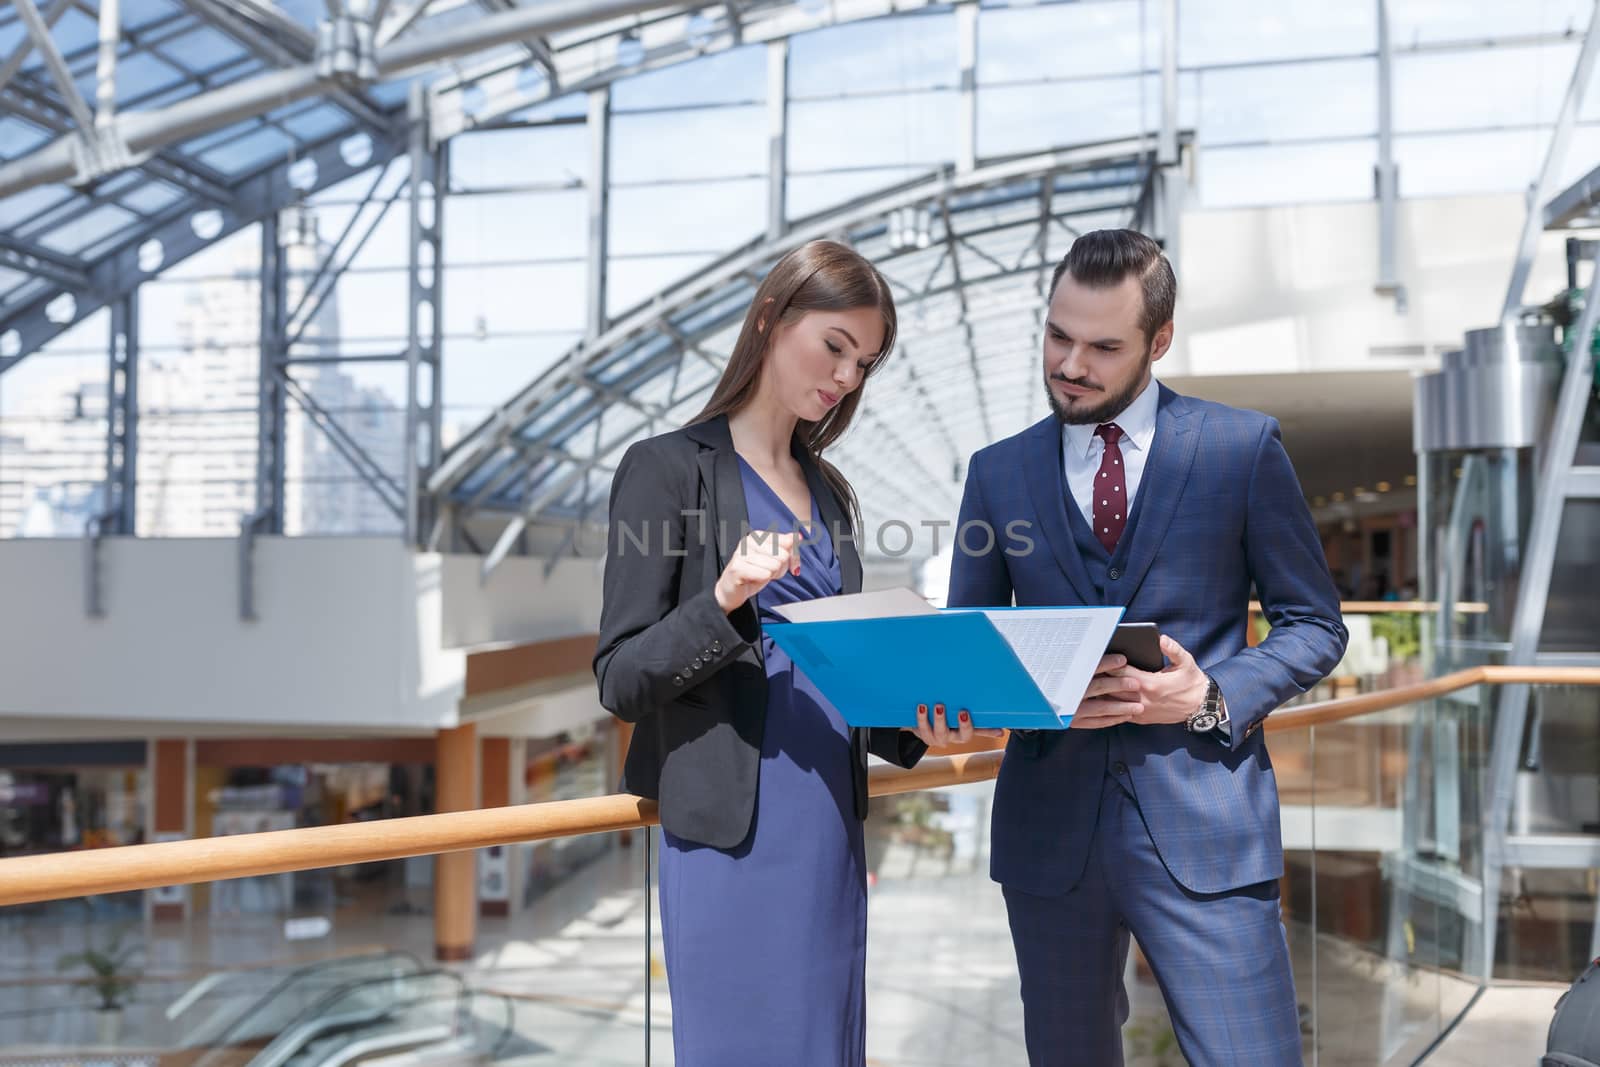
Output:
[1069, 652, 1143, 729]
[1108, 634, 1209, 726]
[907, 703, 1006, 747]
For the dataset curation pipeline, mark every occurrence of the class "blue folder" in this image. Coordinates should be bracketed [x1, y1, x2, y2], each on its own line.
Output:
[765, 609, 1082, 730]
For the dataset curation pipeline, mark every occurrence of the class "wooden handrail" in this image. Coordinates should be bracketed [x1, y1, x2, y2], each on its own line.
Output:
[1248, 600, 1489, 614]
[0, 667, 1594, 909]
[0, 752, 1006, 909]
[1265, 666, 1481, 732]
[1266, 665, 1600, 732]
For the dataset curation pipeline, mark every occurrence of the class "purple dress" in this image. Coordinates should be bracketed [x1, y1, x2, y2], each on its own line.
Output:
[657, 456, 867, 1066]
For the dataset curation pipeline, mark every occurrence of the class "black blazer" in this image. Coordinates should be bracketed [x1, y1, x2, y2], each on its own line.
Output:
[593, 414, 927, 849]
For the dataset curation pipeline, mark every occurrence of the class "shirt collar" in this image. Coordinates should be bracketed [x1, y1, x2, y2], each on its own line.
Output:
[1062, 375, 1161, 459]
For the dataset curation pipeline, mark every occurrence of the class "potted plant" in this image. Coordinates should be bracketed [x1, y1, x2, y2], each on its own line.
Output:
[58, 927, 142, 1045]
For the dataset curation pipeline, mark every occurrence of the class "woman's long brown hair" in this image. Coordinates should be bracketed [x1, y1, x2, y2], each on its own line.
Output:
[689, 239, 897, 534]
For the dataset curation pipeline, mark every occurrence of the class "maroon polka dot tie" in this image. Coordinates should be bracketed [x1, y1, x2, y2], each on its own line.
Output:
[1092, 423, 1127, 554]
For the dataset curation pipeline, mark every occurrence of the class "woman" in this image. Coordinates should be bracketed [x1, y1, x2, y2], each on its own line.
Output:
[593, 239, 998, 1064]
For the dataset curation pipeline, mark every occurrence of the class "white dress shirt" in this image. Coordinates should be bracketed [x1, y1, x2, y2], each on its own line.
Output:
[1059, 376, 1231, 738]
[1060, 375, 1160, 530]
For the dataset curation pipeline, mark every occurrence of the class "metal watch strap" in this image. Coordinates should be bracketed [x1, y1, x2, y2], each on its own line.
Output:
[1187, 675, 1223, 733]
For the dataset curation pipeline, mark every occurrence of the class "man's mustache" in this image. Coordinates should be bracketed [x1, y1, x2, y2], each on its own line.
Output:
[1048, 372, 1103, 392]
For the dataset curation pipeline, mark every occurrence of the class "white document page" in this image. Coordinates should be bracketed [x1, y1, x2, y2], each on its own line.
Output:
[769, 586, 938, 624]
[971, 607, 1124, 716]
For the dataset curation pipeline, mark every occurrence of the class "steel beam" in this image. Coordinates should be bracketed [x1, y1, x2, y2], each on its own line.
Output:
[280, 373, 405, 516]
[376, 0, 437, 49]
[1565, 465, 1600, 497]
[1033, 171, 1058, 295]
[403, 82, 445, 545]
[95, 0, 120, 134]
[1375, 0, 1402, 304]
[937, 198, 994, 443]
[766, 38, 789, 240]
[1502, 0, 1600, 323]
[1500, 833, 1600, 868]
[0, 0, 71, 99]
[256, 212, 288, 534]
[427, 139, 1157, 500]
[424, 1, 947, 143]
[104, 289, 139, 535]
[182, 0, 394, 136]
[957, 1, 977, 173]
[0, 73, 239, 204]
[1159, 0, 1178, 166]
[1480, 268, 1600, 978]
[1, 128, 406, 375]
[475, 0, 561, 81]
[586, 86, 612, 342]
[287, 161, 404, 348]
[424, 121, 447, 533]
[0, 238, 90, 291]
[1545, 158, 1600, 228]
[0, 0, 681, 198]
[13, 0, 95, 134]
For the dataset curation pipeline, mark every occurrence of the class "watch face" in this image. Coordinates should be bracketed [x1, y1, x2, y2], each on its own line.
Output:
[1189, 711, 1219, 733]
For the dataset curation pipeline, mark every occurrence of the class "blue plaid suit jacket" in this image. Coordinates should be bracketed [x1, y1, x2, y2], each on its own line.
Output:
[949, 384, 1347, 896]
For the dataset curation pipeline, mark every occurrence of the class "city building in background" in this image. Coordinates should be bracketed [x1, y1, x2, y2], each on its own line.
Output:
[0, 206, 402, 538]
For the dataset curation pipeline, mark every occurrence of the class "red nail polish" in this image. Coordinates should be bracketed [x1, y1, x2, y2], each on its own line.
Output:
[960, 712, 970, 722]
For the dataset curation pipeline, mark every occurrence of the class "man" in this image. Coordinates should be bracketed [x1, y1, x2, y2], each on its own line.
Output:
[948, 229, 1346, 1066]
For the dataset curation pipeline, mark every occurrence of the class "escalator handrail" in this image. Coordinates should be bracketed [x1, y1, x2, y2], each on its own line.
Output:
[184, 949, 424, 1057]
[243, 971, 471, 1067]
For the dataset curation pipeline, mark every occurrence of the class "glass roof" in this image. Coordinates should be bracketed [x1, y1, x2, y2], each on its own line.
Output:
[0, 0, 392, 321]
[6, 0, 1594, 336]
[431, 141, 1154, 532]
[6, 0, 1600, 544]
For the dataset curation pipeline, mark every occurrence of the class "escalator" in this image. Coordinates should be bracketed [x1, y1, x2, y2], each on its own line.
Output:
[242, 971, 512, 1067]
[166, 950, 513, 1066]
[171, 950, 425, 1060]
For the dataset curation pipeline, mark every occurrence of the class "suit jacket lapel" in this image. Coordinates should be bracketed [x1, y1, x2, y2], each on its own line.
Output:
[1111, 385, 1204, 607]
[797, 448, 862, 595]
[686, 415, 861, 594]
[686, 416, 748, 572]
[1022, 416, 1097, 605]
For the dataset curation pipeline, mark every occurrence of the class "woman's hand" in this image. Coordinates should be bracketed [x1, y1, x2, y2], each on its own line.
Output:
[714, 530, 801, 614]
[907, 703, 1006, 747]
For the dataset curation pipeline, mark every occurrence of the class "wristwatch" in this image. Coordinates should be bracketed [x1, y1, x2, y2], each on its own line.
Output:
[1187, 675, 1227, 734]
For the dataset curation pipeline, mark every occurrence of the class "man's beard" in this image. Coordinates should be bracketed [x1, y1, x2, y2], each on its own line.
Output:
[1045, 347, 1152, 426]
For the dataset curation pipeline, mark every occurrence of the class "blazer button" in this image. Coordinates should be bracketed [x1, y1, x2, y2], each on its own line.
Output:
[710, 640, 721, 653]
[671, 674, 683, 686]
[1108, 567, 1121, 580]
[692, 656, 703, 669]
[1112, 761, 1128, 776]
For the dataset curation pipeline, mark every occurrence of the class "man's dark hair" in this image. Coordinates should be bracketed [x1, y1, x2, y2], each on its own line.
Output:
[1048, 229, 1176, 341]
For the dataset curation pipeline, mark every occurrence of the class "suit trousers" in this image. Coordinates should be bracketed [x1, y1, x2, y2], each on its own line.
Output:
[1002, 772, 1303, 1066]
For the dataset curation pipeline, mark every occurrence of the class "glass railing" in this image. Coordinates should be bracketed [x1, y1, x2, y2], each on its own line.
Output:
[1491, 682, 1600, 984]
[1252, 602, 1482, 703]
[1285, 692, 1489, 1064]
[1, 670, 1595, 1066]
[0, 910, 426, 1053]
[180, 950, 426, 1058]
[245, 970, 513, 1067]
